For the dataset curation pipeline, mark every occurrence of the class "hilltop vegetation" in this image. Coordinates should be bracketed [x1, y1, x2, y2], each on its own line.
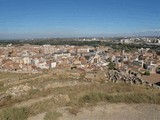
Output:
[0, 38, 160, 52]
[0, 69, 160, 120]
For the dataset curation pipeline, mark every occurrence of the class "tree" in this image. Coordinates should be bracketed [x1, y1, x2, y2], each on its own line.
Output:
[108, 62, 116, 70]
[156, 68, 160, 74]
[144, 71, 150, 76]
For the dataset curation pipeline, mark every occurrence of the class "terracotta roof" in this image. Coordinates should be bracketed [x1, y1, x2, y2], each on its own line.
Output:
[142, 74, 160, 84]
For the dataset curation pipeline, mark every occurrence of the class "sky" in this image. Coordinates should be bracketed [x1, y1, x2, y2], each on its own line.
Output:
[0, 0, 160, 39]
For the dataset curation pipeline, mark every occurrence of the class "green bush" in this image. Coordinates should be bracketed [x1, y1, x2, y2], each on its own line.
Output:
[144, 71, 150, 76]
[108, 62, 116, 70]
[156, 68, 160, 74]
[0, 107, 29, 120]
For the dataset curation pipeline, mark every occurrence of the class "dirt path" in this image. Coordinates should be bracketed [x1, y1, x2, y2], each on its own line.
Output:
[58, 103, 160, 120]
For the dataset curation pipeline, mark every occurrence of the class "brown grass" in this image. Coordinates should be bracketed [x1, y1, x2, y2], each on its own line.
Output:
[1, 73, 160, 119]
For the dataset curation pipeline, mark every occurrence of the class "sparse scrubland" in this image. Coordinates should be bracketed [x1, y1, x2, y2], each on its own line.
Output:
[0, 70, 160, 120]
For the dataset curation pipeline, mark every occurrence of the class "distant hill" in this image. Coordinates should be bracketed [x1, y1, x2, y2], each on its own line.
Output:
[132, 30, 160, 37]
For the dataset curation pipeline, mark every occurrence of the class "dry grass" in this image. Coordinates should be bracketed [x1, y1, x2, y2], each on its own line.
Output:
[79, 92, 160, 105]
[1, 82, 159, 108]
[22, 83, 160, 116]
[0, 107, 29, 120]
[0, 72, 41, 80]
[68, 107, 79, 116]
[1, 70, 160, 120]
[44, 111, 62, 120]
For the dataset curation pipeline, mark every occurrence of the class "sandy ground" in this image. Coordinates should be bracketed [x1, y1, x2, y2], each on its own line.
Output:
[28, 112, 46, 120]
[58, 103, 160, 120]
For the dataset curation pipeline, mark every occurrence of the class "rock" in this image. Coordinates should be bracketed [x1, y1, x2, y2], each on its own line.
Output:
[6, 84, 31, 97]
[0, 93, 11, 102]
[61, 94, 70, 102]
[106, 70, 145, 86]
[53, 94, 70, 103]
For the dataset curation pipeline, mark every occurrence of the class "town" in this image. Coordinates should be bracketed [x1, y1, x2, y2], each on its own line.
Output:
[0, 38, 160, 87]
[1, 38, 160, 120]
[1, 0, 160, 119]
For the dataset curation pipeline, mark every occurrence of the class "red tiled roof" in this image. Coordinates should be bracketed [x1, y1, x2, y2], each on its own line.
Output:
[142, 74, 160, 84]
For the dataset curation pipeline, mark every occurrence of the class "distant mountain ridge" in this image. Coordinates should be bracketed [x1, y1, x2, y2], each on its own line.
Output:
[0, 30, 160, 39]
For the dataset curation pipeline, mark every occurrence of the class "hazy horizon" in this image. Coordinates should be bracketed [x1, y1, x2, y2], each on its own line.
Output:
[0, 0, 160, 39]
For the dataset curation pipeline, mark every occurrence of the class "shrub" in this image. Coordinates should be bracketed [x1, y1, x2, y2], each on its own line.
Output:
[0, 107, 29, 120]
[80, 92, 106, 104]
[108, 62, 116, 70]
[144, 71, 150, 76]
[156, 68, 160, 74]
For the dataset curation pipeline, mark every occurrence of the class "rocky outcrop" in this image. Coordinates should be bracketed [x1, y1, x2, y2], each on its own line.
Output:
[106, 70, 151, 86]
[6, 84, 31, 97]
[0, 93, 11, 103]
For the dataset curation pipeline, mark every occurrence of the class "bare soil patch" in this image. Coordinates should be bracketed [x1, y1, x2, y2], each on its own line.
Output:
[58, 103, 160, 120]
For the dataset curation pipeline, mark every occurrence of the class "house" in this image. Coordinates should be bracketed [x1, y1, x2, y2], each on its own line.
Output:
[50, 62, 57, 68]
[37, 62, 49, 69]
[142, 74, 160, 86]
[23, 57, 31, 64]
[20, 64, 33, 72]
[1, 59, 21, 71]
[147, 61, 158, 73]
[76, 47, 90, 53]
[54, 52, 71, 59]
[11, 57, 23, 64]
